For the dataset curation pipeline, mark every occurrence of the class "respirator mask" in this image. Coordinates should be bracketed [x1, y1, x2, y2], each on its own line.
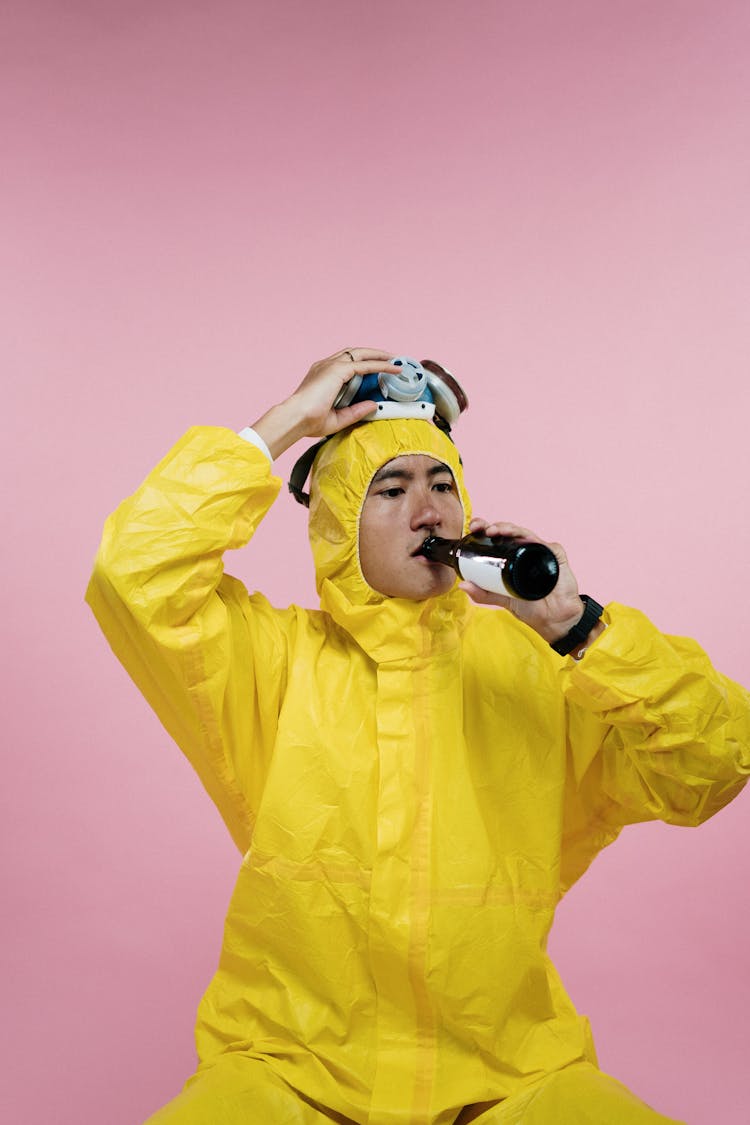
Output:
[333, 357, 467, 427]
[289, 356, 469, 507]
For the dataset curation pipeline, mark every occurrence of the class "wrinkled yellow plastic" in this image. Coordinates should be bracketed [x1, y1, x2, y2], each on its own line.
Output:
[140, 1057, 684, 1123]
[87, 423, 749, 1124]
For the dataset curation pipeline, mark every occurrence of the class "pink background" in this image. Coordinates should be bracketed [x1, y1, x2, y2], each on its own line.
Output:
[3, 2, 749, 1122]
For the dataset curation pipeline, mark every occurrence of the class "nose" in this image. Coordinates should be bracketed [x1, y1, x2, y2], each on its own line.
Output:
[410, 491, 442, 534]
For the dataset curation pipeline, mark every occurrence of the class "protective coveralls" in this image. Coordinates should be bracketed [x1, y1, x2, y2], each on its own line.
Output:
[86, 420, 750, 1125]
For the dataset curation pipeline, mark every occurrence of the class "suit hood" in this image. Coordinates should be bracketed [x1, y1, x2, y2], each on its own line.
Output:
[307, 419, 472, 661]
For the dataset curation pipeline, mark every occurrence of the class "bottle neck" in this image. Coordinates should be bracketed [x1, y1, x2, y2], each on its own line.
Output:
[418, 535, 460, 568]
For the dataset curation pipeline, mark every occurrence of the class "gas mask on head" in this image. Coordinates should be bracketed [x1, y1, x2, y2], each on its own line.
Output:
[289, 357, 468, 507]
[333, 357, 468, 428]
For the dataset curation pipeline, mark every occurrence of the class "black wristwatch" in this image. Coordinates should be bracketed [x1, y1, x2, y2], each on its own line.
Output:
[550, 595, 605, 656]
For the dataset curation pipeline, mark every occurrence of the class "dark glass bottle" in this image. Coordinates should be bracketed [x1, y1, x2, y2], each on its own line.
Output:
[419, 534, 559, 600]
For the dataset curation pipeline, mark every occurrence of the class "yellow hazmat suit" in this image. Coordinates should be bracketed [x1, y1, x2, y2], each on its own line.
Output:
[86, 421, 749, 1125]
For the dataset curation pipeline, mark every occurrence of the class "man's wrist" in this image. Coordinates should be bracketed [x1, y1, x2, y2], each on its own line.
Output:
[570, 619, 607, 659]
[547, 598, 587, 643]
[550, 595, 606, 657]
[238, 427, 273, 461]
[250, 398, 309, 460]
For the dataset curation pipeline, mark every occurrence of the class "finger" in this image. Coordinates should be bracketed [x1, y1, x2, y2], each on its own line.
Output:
[545, 541, 569, 565]
[481, 521, 541, 542]
[468, 517, 541, 542]
[329, 358, 402, 392]
[458, 580, 514, 610]
[344, 359, 402, 376]
[333, 347, 397, 364]
[325, 399, 379, 433]
[482, 524, 569, 567]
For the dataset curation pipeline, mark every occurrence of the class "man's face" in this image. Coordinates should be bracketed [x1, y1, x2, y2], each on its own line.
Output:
[358, 454, 464, 600]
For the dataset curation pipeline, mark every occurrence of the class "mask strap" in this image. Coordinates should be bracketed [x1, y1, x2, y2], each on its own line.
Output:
[288, 438, 330, 507]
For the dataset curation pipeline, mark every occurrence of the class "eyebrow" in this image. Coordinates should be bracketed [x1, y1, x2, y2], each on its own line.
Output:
[370, 462, 453, 486]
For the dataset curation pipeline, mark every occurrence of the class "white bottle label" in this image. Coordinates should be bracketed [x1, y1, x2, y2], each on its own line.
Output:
[457, 552, 510, 595]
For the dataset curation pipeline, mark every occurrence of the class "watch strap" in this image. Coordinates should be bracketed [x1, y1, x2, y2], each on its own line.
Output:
[550, 595, 605, 656]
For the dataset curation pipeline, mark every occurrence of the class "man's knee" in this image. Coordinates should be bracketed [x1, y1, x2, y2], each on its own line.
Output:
[465, 1063, 685, 1125]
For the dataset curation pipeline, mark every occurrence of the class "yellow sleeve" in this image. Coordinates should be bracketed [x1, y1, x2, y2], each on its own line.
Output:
[559, 603, 750, 891]
[85, 426, 291, 854]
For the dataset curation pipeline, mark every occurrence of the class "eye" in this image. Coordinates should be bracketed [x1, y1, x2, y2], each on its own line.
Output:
[433, 480, 455, 493]
[379, 486, 404, 498]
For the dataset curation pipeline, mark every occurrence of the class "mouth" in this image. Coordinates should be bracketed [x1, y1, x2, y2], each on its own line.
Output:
[412, 546, 443, 567]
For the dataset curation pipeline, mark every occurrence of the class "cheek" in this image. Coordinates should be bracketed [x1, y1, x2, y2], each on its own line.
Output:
[358, 507, 389, 583]
[444, 496, 465, 532]
[361, 499, 406, 543]
[359, 506, 383, 553]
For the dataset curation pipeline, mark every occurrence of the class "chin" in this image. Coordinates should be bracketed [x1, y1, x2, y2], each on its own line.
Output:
[375, 565, 455, 601]
[408, 578, 456, 601]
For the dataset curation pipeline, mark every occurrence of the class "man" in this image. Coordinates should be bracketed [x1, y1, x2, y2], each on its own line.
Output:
[87, 347, 749, 1124]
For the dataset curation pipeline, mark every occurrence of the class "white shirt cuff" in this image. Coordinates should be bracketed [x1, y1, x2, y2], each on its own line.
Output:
[238, 427, 273, 462]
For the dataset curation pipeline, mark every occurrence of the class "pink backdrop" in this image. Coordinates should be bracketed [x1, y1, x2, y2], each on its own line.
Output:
[3, 2, 749, 1123]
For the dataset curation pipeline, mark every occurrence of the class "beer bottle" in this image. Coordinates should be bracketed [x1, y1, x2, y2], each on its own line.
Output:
[419, 534, 559, 600]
